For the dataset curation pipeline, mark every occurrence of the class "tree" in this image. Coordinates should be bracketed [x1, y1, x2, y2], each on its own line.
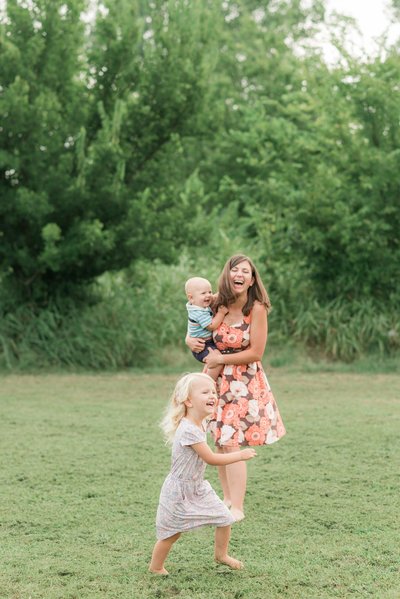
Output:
[0, 0, 219, 304]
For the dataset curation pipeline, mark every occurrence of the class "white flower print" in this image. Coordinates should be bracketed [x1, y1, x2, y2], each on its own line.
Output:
[266, 429, 278, 444]
[230, 380, 247, 399]
[220, 424, 235, 444]
[248, 399, 259, 418]
[266, 402, 275, 421]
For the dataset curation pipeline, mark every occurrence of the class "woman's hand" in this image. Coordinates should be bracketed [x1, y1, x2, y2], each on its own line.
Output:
[186, 335, 205, 353]
[204, 348, 223, 369]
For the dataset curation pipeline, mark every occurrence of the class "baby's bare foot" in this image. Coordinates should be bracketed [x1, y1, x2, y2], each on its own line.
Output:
[148, 566, 169, 575]
[215, 555, 244, 570]
[230, 507, 245, 522]
[223, 499, 232, 508]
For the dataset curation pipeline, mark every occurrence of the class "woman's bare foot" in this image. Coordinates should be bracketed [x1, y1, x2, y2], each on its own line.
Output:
[230, 507, 245, 522]
[215, 555, 244, 569]
[148, 566, 169, 575]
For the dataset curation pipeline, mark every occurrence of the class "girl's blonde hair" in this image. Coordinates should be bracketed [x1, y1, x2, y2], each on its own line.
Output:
[161, 372, 216, 444]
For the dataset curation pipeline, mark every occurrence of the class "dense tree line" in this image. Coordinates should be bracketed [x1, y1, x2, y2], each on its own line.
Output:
[0, 0, 399, 364]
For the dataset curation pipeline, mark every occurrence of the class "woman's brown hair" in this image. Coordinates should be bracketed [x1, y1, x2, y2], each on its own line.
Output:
[214, 254, 271, 316]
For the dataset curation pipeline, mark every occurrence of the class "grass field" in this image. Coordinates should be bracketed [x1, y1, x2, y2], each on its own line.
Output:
[0, 370, 399, 599]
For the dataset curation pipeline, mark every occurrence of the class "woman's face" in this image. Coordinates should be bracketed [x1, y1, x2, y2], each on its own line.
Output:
[229, 260, 254, 295]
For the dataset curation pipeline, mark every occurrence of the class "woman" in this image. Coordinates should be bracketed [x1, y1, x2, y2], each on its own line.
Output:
[186, 254, 286, 521]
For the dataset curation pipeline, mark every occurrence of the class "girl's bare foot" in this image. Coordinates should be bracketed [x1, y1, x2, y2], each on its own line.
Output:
[215, 555, 244, 569]
[230, 507, 245, 522]
[148, 566, 169, 575]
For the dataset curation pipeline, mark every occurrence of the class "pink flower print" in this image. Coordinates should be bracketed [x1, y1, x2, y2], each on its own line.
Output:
[219, 376, 230, 396]
[237, 397, 248, 418]
[244, 423, 266, 446]
[221, 403, 240, 427]
[276, 420, 286, 437]
[262, 372, 272, 391]
[222, 329, 243, 349]
[248, 375, 260, 397]
[230, 380, 248, 400]
[232, 364, 247, 381]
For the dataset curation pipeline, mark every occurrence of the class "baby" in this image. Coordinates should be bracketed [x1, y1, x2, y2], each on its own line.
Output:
[185, 277, 228, 380]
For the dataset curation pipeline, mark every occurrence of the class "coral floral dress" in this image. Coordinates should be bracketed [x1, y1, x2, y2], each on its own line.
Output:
[209, 310, 286, 447]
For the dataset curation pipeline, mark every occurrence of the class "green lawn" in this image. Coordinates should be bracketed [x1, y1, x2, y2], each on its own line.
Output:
[1, 371, 399, 599]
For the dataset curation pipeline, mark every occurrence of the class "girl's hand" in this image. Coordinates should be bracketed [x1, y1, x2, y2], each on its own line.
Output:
[186, 335, 205, 353]
[204, 348, 223, 369]
[240, 448, 257, 461]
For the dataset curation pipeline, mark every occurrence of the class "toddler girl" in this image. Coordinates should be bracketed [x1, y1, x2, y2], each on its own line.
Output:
[149, 372, 256, 575]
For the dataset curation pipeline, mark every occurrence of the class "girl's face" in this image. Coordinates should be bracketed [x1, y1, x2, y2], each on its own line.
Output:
[229, 260, 254, 295]
[186, 377, 217, 419]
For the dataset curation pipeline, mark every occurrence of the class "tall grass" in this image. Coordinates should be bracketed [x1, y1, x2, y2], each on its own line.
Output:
[287, 298, 399, 361]
[0, 254, 398, 370]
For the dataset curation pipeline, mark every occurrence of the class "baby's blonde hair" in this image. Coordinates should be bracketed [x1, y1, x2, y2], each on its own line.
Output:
[160, 372, 216, 443]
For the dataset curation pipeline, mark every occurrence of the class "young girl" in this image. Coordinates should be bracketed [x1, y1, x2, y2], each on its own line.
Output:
[149, 372, 256, 575]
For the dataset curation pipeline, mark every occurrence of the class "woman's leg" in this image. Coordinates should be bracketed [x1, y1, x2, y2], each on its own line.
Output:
[149, 532, 181, 574]
[214, 525, 243, 569]
[223, 447, 247, 521]
[217, 447, 231, 506]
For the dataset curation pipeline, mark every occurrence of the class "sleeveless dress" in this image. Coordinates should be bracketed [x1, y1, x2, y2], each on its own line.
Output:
[209, 310, 286, 447]
[156, 418, 235, 540]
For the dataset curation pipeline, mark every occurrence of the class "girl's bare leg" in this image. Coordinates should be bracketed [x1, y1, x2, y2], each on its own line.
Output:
[149, 533, 181, 575]
[214, 525, 243, 569]
[224, 447, 247, 521]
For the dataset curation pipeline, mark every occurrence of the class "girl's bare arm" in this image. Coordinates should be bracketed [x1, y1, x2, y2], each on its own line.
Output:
[191, 442, 256, 465]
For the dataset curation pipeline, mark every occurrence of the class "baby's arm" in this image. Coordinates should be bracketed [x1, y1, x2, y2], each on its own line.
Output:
[191, 442, 256, 465]
[206, 305, 229, 332]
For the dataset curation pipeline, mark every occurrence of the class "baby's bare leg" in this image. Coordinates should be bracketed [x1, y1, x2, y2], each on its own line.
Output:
[204, 364, 223, 382]
[149, 532, 181, 575]
[214, 525, 243, 569]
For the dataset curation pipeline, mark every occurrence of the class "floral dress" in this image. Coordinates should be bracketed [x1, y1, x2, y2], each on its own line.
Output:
[209, 311, 286, 447]
[156, 418, 235, 540]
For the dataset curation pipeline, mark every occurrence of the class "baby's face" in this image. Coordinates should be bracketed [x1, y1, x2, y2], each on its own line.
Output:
[189, 281, 213, 308]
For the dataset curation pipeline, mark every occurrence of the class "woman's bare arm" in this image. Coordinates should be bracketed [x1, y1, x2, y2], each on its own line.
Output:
[185, 334, 206, 353]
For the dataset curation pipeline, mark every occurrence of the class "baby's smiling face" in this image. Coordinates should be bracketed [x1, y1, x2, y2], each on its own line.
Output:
[186, 278, 213, 308]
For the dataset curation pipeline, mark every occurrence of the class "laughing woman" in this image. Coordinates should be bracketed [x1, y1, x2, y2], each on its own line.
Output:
[186, 254, 286, 521]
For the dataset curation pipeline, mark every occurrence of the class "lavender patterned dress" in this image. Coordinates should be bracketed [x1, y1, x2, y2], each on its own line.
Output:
[156, 418, 235, 540]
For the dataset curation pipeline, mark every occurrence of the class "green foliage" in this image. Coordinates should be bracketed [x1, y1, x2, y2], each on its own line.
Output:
[1, 0, 399, 365]
[0, 0, 219, 302]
